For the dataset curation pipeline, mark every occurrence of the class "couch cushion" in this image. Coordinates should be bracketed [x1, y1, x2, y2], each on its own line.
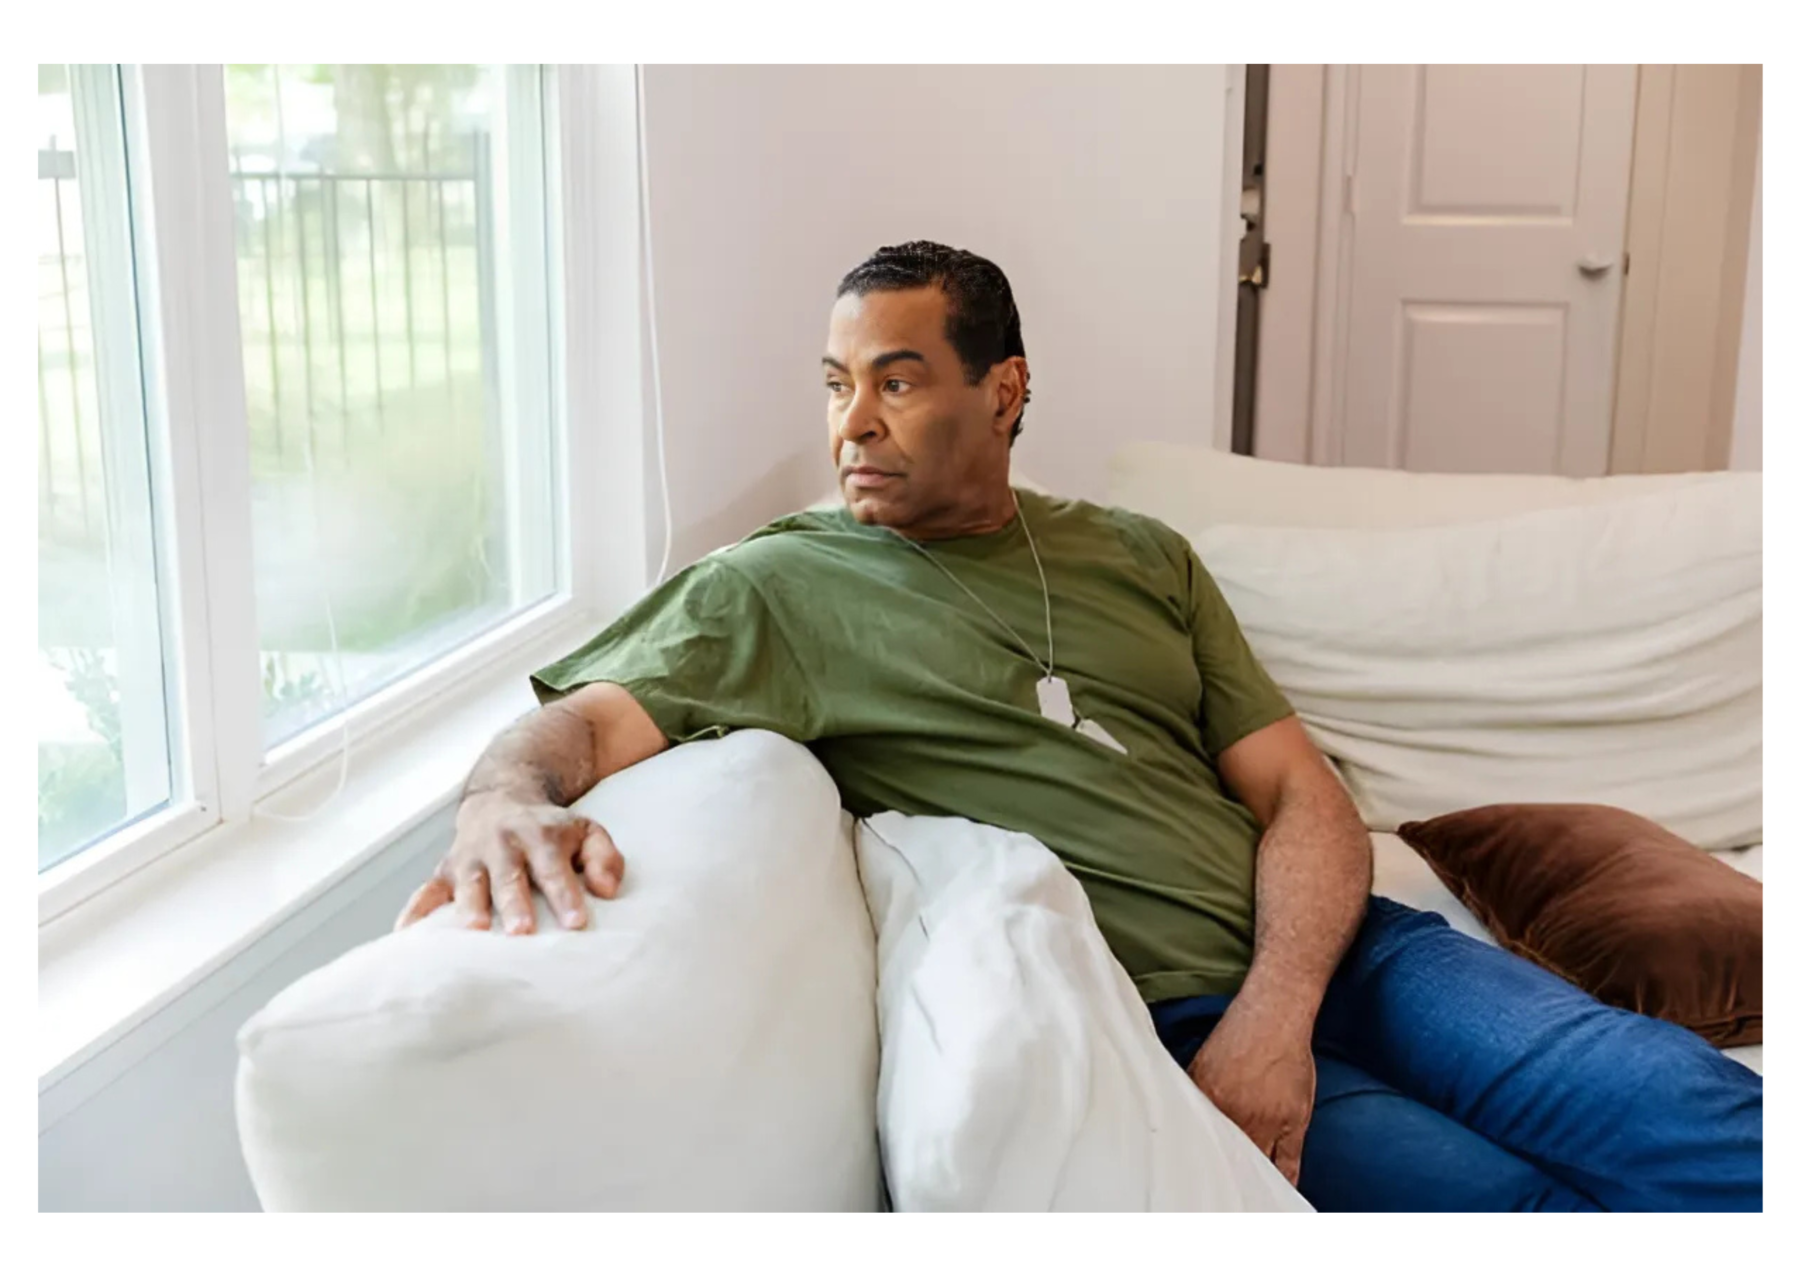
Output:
[856, 810, 1310, 1212]
[234, 730, 881, 1211]
[1183, 482, 1761, 850]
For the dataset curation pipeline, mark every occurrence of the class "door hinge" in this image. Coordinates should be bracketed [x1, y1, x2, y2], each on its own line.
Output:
[1622, 250, 1631, 277]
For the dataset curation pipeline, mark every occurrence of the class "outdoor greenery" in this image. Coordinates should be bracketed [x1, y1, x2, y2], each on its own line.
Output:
[37, 648, 125, 866]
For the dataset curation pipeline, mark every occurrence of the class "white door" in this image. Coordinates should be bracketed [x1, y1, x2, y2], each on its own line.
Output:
[1338, 65, 1637, 475]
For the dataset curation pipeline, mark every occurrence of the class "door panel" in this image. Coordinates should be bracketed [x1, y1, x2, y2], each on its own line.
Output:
[1342, 65, 1636, 476]
[1399, 304, 1566, 473]
[1412, 65, 1585, 219]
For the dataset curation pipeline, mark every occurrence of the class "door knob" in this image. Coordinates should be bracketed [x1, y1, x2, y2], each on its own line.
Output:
[1578, 255, 1616, 278]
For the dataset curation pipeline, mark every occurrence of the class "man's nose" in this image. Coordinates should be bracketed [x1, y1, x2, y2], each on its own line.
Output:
[837, 389, 884, 442]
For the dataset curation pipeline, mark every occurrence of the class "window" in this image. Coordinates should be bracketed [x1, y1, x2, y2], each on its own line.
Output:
[38, 64, 587, 898]
[37, 65, 176, 872]
[222, 65, 558, 746]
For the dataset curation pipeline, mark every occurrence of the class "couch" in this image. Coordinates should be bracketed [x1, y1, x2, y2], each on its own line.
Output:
[234, 446, 1761, 1210]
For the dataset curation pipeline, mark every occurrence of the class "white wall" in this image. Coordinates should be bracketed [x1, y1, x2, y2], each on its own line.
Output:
[1729, 134, 1761, 472]
[640, 64, 1236, 566]
[37, 811, 449, 1210]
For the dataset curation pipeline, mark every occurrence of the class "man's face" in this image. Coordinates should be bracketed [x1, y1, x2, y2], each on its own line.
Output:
[823, 286, 1015, 531]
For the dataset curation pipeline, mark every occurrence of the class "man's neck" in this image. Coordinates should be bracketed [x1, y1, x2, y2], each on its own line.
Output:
[893, 485, 1019, 542]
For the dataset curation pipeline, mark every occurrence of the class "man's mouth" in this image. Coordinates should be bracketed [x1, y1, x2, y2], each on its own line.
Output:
[842, 466, 900, 490]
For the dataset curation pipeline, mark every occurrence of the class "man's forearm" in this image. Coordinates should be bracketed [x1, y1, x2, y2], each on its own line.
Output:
[462, 699, 604, 809]
[1234, 776, 1372, 1033]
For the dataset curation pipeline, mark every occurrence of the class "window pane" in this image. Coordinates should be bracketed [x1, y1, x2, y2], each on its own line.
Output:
[223, 65, 559, 747]
[37, 65, 175, 871]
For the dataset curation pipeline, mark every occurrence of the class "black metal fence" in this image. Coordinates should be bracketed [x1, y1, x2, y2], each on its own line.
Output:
[37, 138, 499, 546]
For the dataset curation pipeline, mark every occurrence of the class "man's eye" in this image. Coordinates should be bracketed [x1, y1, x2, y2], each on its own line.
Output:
[825, 380, 846, 393]
[884, 379, 908, 394]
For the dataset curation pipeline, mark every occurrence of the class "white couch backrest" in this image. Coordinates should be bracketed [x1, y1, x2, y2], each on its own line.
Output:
[1107, 446, 1762, 850]
[1109, 442, 1728, 534]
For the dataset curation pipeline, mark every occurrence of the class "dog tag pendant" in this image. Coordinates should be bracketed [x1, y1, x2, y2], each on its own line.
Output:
[1036, 675, 1077, 727]
[1077, 717, 1128, 754]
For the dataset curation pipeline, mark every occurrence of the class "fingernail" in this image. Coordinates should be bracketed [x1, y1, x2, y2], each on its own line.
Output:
[564, 910, 586, 929]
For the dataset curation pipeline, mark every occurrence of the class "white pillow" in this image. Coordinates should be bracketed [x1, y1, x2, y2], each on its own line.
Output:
[234, 730, 882, 1211]
[855, 811, 1310, 1212]
[1191, 480, 1762, 850]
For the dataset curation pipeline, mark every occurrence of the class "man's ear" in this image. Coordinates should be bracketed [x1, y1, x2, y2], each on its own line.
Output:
[992, 357, 1029, 435]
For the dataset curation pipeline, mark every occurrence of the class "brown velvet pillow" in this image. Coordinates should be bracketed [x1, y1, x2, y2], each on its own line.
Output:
[1397, 803, 1761, 1047]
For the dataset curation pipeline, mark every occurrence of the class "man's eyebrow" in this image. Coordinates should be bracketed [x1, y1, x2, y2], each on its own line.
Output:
[821, 349, 929, 373]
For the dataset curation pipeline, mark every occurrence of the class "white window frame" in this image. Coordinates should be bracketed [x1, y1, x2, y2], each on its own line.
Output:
[64, 65, 174, 828]
[37, 63, 649, 927]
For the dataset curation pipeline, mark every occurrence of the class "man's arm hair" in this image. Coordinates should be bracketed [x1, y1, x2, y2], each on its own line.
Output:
[463, 682, 669, 810]
[1219, 715, 1372, 1031]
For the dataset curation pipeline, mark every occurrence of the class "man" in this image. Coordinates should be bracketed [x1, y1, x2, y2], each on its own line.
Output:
[398, 241, 1761, 1212]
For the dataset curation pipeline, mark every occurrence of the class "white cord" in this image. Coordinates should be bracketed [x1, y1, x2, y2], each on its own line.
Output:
[255, 424, 353, 821]
[635, 63, 674, 587]
[245, 71, 352, 825]
[255, 569, 354, 824]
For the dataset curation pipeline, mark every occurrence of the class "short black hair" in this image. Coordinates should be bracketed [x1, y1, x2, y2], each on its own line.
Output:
[836, 241, 1032, 442]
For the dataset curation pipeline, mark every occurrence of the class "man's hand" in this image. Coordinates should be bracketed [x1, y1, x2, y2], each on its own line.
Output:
[393, 791, 626, 935]
[1186, 1001, 1317, 1186]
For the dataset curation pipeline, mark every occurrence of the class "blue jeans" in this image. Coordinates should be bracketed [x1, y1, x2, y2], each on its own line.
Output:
[1151, 896, 1762, 1212]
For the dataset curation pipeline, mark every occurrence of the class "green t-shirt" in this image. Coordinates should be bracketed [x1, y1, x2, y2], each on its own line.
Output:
[532, 489, 1293, 1002]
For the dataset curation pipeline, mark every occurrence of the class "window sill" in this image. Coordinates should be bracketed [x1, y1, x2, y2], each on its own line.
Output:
[36, 614, 599, 1091]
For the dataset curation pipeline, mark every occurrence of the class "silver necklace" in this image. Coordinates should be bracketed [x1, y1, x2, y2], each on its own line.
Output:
[886, 492, 1126, 753]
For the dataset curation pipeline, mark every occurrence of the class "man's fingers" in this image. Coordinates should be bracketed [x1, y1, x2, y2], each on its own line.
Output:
[578, 823, 626, 900]
[523, 831, 589, 930]
[1272, 1129, 1304, 1187]
[395, 876, 452, 931]
[490, 855, 538, 935]
[453, 863, 492, 931]
[409, 817, 618, 939]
